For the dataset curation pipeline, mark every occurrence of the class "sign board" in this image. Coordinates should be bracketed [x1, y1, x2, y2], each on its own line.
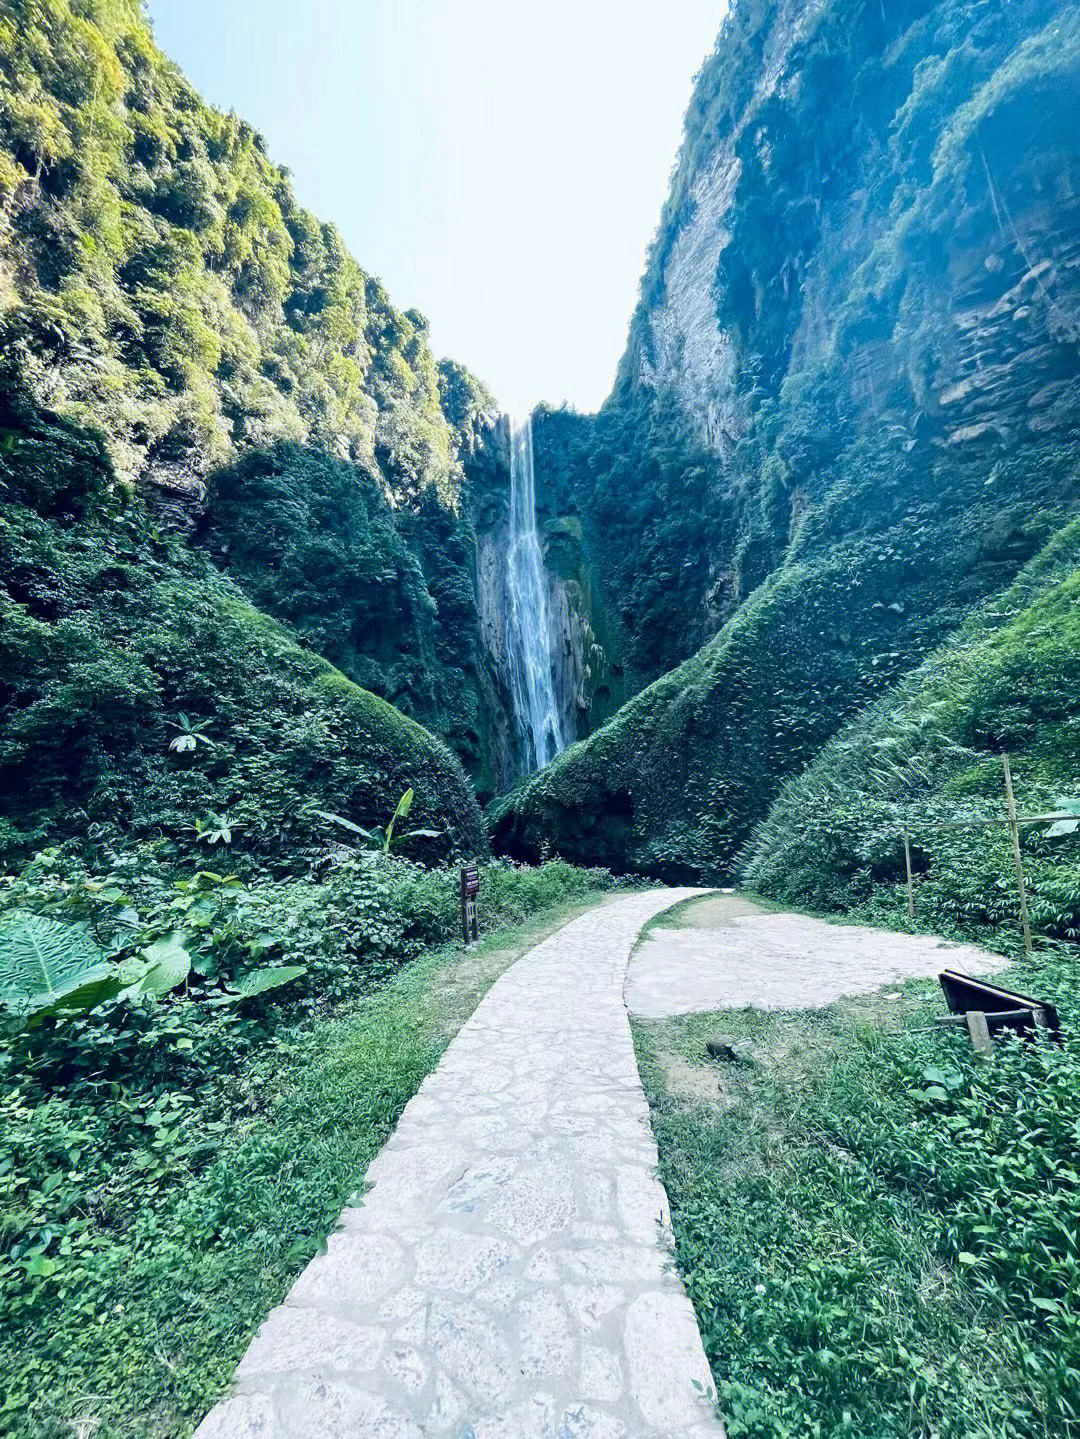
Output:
[460, 863, 480, 943]
[939, 970, 1060, 1043]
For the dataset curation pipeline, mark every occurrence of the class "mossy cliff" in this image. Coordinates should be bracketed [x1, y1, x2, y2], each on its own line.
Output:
[0, 0, 499, 861]
[744, 517, 1080, 939]
[0, 375, 485, 863]
[493, 0, 1080, 883]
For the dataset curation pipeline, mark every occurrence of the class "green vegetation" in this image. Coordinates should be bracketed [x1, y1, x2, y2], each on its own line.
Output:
[202, 438, 498, 772]
[745, 517, 1080, 941]
[498, 0, 1080, 879]
[0, 849, 620, 1437]
[636, 945, 1080, 1438]
[0, 0, 460, 496]
[492, 446, 1078, 878]
[0, 377, 484, 866]
[0, 0, 505, 790]
[2, 0, 1080, 1430]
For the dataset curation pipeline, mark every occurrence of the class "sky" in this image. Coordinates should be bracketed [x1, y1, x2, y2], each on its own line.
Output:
[147, 1, 724, 415]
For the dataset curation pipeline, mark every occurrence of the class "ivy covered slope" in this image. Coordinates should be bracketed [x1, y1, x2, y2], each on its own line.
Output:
[0, 0, 491, 860]
[494, 0, 1080, 878]
[744, 518, 1080, 938]
[0, 377, 485, 862]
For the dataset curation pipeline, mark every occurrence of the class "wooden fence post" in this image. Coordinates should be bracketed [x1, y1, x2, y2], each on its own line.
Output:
[1002, 755, 1033, 957]
[965, 1010, 995, 1057]
[902, 831, 915, 918]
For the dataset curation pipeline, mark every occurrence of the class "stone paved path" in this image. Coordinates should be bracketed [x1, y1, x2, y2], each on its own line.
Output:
[195, 889, 724, 1439]
[626, 893, 1008, 1018]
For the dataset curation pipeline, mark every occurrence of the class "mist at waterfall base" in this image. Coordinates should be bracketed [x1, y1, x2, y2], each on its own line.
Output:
[505, 416, 566, 776]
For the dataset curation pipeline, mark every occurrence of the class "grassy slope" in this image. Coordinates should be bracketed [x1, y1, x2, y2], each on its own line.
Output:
[2, 874, 626, 1438]
[744, 516, 1080, 941]
[635, 941, 1080, 1438]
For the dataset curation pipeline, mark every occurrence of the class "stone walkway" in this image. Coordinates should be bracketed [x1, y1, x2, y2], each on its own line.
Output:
[626, 893, 1007, 1018]
[195, 889, 724, 1439]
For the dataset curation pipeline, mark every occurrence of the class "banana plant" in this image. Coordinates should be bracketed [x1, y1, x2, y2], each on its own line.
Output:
[314, 788, 443, 853]
[167, 713, 213, 753]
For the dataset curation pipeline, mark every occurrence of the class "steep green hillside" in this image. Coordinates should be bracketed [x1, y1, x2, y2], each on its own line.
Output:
[0, 375, 485, 863]
[494, 0, 1080, 878]
[0, 0, 514, 857]
[744, 517, 1080, 939]
[0, 0, 457, 495]
[0, 0, 508, 785]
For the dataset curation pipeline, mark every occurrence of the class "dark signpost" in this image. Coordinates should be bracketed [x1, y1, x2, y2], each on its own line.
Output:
[460, 863, 480, 945]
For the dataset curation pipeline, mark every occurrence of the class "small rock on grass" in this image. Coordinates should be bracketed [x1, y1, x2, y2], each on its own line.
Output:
[705, 1034, 758, 1064]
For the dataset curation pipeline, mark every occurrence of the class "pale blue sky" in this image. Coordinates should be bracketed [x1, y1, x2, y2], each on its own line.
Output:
[147, 1, 724, 414]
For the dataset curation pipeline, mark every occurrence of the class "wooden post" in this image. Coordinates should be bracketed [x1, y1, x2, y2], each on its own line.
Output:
[902, 831, 915, 918]
[460, 863, 480, 945]
[965, 1010, 995, 1057]
[1002, 755, 1033, 957]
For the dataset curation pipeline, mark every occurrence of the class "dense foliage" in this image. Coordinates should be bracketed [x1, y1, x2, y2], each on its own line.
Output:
[0, 375, 484, 864]
[498, 0, 1080, 878]
[0, 0, 510, 805]
[745, 518, 1080, 939]
[201, 441, 497, 770]
[0, 0, 462, 496]
[0, 847, 618, 1437]
[637, 946, 1080, 1438]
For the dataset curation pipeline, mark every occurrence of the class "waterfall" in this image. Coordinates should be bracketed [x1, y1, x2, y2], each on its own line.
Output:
[505, 415, 565, 773]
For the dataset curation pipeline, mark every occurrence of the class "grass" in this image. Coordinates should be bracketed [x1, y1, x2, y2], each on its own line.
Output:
[634, 934, 1080, 1439]
[2, 887, 627, 1439]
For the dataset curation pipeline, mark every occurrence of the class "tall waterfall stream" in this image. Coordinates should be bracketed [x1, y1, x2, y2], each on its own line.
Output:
[505, 415, 565, 773]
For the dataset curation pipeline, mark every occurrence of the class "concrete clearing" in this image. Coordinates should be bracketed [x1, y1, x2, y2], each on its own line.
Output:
[626, 893, 1008, 1018]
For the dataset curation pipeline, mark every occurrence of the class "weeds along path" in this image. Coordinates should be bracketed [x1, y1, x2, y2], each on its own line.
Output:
[195, 888, 724, 1439]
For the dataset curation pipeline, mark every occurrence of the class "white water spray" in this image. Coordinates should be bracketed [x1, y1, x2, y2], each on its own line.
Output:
[505, 415, 564, 773]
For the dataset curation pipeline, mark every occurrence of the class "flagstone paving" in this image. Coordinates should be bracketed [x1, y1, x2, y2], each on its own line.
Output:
[194, 888, 724, 1439]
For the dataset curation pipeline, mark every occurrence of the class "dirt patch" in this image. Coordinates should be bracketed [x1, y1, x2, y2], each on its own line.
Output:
[658, 1050, 730, 1106]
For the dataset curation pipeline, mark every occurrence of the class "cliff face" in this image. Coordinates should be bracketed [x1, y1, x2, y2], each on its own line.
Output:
[493, 0, 1080, 879]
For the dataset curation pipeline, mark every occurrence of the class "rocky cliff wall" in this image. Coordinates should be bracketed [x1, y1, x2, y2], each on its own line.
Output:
[493, 0, 1080, 877]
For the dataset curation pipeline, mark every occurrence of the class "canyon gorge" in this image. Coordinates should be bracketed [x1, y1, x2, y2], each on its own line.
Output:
[2, 0, 1079, 934]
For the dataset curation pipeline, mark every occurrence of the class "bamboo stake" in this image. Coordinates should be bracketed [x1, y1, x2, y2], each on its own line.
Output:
[1002, 754, 1033, 957]
[902, 831, 914, 918]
